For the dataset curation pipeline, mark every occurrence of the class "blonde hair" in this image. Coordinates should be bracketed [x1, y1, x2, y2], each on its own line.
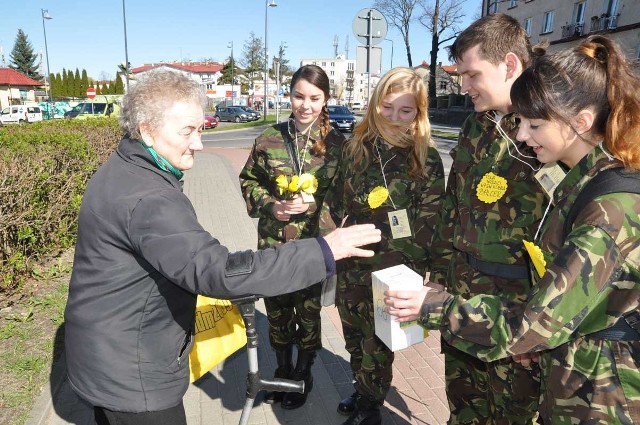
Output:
[345, 67, 432, 178]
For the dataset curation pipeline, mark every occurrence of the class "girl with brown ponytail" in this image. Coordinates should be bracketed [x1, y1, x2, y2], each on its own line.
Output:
[386, 35, 640, 424]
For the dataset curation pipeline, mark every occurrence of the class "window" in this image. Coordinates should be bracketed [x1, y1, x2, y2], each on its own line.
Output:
[439, 81, 448, 90]
[331, 62, 335, 66]
[542, 10, 555, 33]
[524, 17, 533, 36]
[348, 63, 354, 70]
[509, 0, 518, 8]
[19, 89, 28, 101]
[606, 0, 619, 16]
[322, 61, 326, 66]
[573, 1, 586, 24]
[488, 1, 498, 14]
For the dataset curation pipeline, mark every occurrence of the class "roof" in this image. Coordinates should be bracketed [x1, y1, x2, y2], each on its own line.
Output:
[0, 68, 42, 86]
[131, 62, 223, 75]
[440, 64, 458, 75]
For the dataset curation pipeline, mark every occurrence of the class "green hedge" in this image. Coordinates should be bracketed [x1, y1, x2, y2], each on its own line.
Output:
[0, 119, 121, 292]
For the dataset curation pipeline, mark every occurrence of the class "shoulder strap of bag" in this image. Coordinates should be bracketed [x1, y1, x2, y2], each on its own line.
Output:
[563, 168, 640, 239]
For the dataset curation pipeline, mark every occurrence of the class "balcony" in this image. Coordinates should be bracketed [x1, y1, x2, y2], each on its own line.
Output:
[561, 22, 584, 38]
[590, 14, 619, 32]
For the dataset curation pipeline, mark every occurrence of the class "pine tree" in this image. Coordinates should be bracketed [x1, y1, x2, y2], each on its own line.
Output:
[62, 68, 70, 97]
[114, 74, 125, 94]
[74, 68, 81, 98]
[9, 29, 43, 80]
[80, 70, 89, 98]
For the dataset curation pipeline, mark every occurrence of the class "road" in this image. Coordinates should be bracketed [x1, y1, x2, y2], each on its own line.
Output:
[202, 124, 458, 180]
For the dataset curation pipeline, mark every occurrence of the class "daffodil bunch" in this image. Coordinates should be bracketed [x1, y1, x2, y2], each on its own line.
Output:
[275, 173, 318, 199]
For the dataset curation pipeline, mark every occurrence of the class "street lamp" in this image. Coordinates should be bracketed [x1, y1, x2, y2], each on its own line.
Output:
[384, 38, 394, 70]
[264, 0, 277, 121]
[41, 9, 53, 119]
[228, 41, 234, 105]
[122, 0, 130, 91]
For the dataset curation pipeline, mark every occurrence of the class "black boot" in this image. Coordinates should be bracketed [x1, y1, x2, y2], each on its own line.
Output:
[280, 349, 316, 409]
[337, 392, 357, 416]
[341, 406, 382, 425]
[263, 347, 292, 404]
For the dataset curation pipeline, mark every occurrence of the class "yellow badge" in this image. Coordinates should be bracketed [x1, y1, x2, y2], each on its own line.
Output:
[476, 172, 508, 203]
[523, 240, 546, 278]
[368, 186, 389, 209]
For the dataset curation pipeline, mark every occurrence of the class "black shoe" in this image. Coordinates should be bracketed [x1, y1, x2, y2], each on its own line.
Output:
[280, 349, 316, 410]
[341, 407, 382, 425]
[337, 393, 357, 416]
[263, 390, 284, 405]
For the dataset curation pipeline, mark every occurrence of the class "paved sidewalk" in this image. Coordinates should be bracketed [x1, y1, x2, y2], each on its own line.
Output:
[25, 149, 448, 425]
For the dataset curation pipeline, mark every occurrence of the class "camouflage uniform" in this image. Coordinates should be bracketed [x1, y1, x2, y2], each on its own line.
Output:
[421, 145, 640, 424]
[321, 139, 445, 406]
[239, 119, 345, 351]
[429, 112, 546, 425]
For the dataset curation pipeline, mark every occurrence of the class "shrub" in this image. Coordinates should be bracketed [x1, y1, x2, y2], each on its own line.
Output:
[0, 119, 121, 293]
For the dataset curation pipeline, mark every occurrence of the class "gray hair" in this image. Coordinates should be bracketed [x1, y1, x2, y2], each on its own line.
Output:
[119, 69, 206, 139]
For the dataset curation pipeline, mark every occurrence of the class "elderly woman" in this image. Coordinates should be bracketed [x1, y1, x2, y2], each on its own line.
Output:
[63, 70, 380, 425]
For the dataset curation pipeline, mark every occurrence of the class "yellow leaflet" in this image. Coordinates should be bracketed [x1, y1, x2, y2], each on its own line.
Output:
[476, 172, 508, 204]
[298, 173, 318, 194]
[523, 240, 546, 278]
[368, 186, 389, 209]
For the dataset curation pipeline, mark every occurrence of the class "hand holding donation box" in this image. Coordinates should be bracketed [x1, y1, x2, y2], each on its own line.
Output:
[372, 265, 428, 351]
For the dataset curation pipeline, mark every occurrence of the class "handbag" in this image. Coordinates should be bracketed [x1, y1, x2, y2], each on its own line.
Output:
[189, 296, 247, 382]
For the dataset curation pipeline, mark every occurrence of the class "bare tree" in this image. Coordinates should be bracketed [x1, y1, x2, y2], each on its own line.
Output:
[374, 0, 424, 67]
[240, 32, 264, 106]
[418, 0, 467, 105]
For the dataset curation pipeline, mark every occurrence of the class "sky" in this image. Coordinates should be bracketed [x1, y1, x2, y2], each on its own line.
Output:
[0, 0, 481, 81]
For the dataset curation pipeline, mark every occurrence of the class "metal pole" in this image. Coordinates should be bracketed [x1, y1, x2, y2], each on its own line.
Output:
[264, 0, 277, 122]
[41, 9, 53, 119]
[366, 9, 372, 106]
[122, 0, 130, 91]
[385, 38, 394, 70]
[229, 41, 234, 105]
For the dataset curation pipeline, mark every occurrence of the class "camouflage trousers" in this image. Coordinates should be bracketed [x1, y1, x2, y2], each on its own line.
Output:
[264, 282, 322, 351]
[443, 342, 540, 425]
[336, 278, 393, 405]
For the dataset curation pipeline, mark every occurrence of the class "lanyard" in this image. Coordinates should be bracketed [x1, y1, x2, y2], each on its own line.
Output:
[374, 138, 397, 209]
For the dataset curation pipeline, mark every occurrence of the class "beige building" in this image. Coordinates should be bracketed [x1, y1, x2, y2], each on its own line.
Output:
[300, 55, 380, 106]
[482, 0, 640, 68]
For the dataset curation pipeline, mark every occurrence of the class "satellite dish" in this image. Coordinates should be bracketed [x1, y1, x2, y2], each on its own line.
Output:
[352, 8, 388, 46]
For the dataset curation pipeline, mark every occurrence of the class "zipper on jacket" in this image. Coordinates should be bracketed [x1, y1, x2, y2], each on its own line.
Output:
[177, 330, 193, 367]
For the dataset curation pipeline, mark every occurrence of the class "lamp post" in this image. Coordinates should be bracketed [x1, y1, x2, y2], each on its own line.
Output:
[122, 0, 130, 91]
[384, 38, 394, 70]
[264, 0, 277, 121]
[41, 9, 53, 119]
[228, 41, 234, 105]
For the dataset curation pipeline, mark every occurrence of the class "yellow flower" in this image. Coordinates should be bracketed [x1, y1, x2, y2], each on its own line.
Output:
[288, 175, 300, 193]
[298, 173, 318, 194]
[368, 186, 389, 209]
[276, 175, 289, 195]
[523, 240, 546, 278]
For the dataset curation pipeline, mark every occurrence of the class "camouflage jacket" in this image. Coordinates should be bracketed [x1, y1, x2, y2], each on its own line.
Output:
[429, 112, 546, 302]
[320, 138, 445, 281]
[420, 146, 640, 423]
[239, 120, 345, 248]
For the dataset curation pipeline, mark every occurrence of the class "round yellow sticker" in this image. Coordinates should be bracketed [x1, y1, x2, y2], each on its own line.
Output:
[368, 186, 389, 209]
[523, 240, 546, 278]
[476, 172, 508, 203]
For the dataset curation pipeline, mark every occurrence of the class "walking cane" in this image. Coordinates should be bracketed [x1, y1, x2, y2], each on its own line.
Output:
[231, 295, 305, 425]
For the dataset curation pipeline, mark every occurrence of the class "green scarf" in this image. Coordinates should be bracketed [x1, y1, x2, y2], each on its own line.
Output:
[139, 141, 184, 180]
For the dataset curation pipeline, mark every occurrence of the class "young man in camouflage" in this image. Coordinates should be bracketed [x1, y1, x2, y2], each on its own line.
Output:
[427, 14, 546, 424]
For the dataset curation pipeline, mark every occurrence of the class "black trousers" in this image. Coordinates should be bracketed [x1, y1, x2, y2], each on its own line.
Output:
[94, 402, 186, 425]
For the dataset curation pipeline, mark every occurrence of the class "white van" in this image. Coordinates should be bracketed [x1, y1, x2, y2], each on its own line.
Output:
[350, 101, 366, 111]
[0, 105, 43, 125]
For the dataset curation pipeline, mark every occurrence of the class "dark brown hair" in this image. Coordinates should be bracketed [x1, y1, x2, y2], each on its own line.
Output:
[290, 65, 331, 155]
[511, 35, 640, 170]
[448, 13, 532, 67]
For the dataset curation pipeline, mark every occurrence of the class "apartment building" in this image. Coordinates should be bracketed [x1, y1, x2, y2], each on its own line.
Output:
[300, 55, 380, 106]
[482, 0, 640, 67]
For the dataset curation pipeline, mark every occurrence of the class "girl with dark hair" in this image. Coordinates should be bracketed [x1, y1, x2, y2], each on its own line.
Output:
[386, 35, 640, 423]
[239, 64, 346, 409]
[321, 67, 445, 425]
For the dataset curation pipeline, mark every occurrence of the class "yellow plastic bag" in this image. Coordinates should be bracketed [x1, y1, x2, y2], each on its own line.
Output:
[189, 296, 247, 382]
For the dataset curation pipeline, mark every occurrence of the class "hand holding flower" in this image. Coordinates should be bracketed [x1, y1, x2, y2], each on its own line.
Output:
[272, 194, 311, 221]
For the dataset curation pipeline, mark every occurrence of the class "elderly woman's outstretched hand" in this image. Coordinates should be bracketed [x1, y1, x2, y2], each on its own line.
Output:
[323, 224, 381, 260]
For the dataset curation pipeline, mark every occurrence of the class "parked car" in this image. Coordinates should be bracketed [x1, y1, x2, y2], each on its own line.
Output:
[235, 106, 261, 121]
[350, 101, 366, 111]
[215, 106, 251, 123]
[0, 105, 43, 125]
[203, 113, 219, 129]
[328, 105, 356, 132]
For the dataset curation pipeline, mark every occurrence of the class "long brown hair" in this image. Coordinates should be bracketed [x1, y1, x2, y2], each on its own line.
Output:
[511, 35, 640, 170]
[345, 67, 432, 178]
[290, 65, 331, 156]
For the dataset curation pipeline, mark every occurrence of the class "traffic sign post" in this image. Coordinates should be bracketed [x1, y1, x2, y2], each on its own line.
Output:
[86, 87, 96, 99]
[353, 8, 388, 104]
